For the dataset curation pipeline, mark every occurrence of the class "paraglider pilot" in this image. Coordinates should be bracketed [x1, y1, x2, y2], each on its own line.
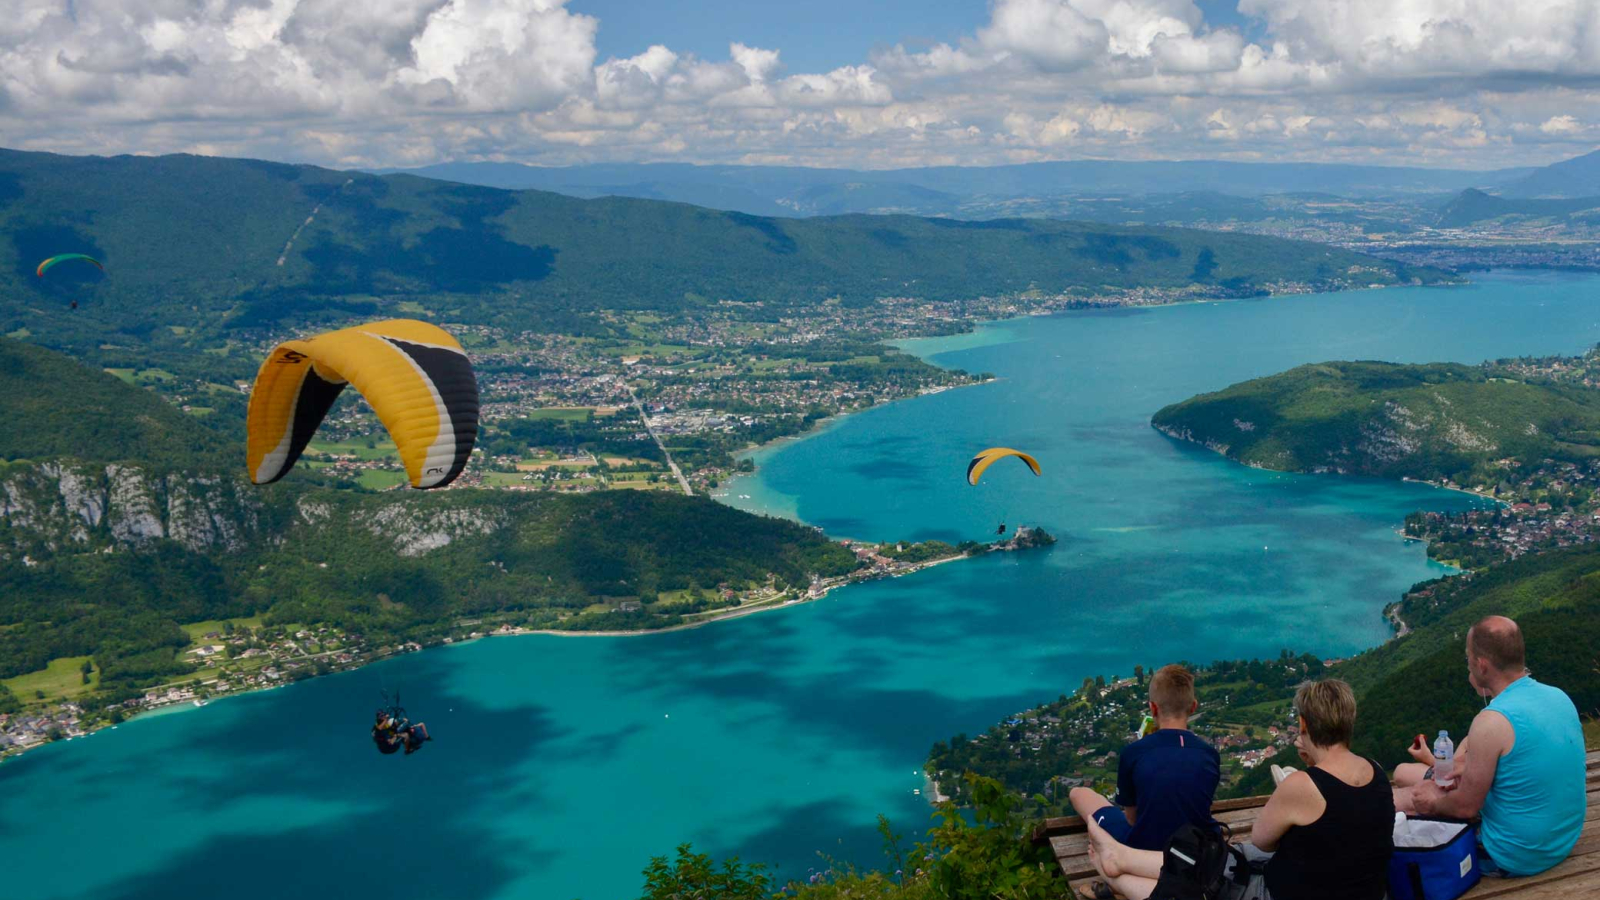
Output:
[373, 709, 431, 755]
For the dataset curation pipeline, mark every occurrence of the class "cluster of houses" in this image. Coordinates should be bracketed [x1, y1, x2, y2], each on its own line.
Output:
[0, 706, 84, 752]
[2, 625, 373, 758]
[1408, 457, 1600, 560]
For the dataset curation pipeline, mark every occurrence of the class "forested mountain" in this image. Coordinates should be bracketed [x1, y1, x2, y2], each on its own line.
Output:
[1, 147, 1448, 363]
[1151, 361, 1600, 487]
[0, 339, 856, 693]
[383, 158, 1527, 214]
[0, 338, 229, 469]
[1435, 188, 1600, 228]
[1344, 544, 1600, 761]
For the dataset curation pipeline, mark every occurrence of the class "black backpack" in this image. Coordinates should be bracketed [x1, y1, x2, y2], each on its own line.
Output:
[1148, 823, 1250, 900]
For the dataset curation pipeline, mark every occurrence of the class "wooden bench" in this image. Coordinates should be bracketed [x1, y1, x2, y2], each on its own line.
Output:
[1032, 750, 1600, 898]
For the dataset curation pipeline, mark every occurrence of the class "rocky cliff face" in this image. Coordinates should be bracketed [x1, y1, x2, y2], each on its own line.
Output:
[365, 501, 506, 557]
[0, 461, 520, 565]
[0, 462, 262, 560]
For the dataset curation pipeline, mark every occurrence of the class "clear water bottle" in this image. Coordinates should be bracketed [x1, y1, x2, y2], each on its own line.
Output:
[1432, 730, 1456, 788]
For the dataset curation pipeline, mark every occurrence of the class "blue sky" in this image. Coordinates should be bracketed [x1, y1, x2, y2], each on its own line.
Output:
[579, 0, 1260, 74]
[580, 0, 987, 73]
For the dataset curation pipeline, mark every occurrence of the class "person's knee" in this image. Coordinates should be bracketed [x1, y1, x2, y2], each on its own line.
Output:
[1393, 762, 1426, 786]
[1070, 787, 1109, 814]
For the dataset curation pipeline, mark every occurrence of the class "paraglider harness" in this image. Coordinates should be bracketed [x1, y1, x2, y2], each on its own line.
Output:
[373, 690, 429, 755]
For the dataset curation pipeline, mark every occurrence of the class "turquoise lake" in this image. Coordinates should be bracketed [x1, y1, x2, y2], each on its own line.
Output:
[4, 271, 1599, 899]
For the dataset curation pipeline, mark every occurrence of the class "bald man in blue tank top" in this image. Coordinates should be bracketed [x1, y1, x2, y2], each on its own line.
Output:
[1393, 616, 1586, 877]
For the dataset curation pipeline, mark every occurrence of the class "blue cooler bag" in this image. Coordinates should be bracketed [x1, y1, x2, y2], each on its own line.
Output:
[1388, 817, 1481, 900]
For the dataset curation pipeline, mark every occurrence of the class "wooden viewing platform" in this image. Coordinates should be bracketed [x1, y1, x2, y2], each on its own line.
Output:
[1033, 750, 1600, 898]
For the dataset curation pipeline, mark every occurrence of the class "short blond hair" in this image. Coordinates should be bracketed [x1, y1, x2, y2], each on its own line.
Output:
[1149, 665, 1197, 718]
[1295, 679, 1357, 748]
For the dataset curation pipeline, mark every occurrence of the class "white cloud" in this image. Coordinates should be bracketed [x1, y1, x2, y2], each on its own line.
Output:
[1152, 29, 1245, 74]
[730, 43, 782, 83]
[0, 0, 1597, 169]
[396, 0, 597, 110]
[595, 45, 679, 109]
[1541, 114, 1582, 134]
[1235, 0, 1600, 83]
[977, 0, 1108, 71]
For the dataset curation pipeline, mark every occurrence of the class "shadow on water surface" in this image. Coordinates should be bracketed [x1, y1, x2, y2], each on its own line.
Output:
[701, 799, 897, 884]
[27, 652, 589, 900]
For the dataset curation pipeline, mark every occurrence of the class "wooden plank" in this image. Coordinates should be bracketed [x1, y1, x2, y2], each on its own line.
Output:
[1470, 868, 1600, 899]
[1058, 804, 1597, 886]
[1460, 856, 1600, 899]
[1034, 794, 1274, 841]
[1049, 806, 1267, 869]
[1459, 830, 1600, 899]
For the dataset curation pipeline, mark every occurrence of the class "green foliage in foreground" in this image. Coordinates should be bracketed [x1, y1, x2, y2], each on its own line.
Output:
[639, 775, 1061, 900]
[1151, 361, 1600, 487]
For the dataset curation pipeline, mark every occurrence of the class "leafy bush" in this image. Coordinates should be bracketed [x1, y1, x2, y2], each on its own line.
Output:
[641, 844, 773, 900]
[639, 775, 1064, 900]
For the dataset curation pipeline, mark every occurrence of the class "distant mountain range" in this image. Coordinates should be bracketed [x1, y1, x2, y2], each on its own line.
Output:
[1499, 147, 1600, 198]
[375, 157, 1539, 218]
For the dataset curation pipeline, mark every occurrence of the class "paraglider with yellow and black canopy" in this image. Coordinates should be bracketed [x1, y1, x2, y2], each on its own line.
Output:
[246, 319, 479, 489]
[966, 447, 1041, 486]
[967, 447, 1041, 535]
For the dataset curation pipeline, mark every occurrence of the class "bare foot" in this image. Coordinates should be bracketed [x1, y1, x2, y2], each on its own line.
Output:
[1085, 815, 1125, 878]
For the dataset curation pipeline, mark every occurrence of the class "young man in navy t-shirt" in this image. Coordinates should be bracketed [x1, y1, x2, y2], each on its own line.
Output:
[1068, 664, 1221, 851]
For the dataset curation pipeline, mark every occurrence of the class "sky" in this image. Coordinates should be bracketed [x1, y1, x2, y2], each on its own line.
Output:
[2, 1, 1598, 171]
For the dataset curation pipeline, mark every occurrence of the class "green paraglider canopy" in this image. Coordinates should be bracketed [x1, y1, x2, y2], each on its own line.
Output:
[36, 253, 104, 278]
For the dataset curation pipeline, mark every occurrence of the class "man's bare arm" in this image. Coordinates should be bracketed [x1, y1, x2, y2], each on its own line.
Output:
[1415, 710, 1511, 819]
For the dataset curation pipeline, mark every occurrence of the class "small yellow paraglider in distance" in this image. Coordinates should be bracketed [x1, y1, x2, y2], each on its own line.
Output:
[965, 447, 1041, 486]
[246, 319, 479, 489]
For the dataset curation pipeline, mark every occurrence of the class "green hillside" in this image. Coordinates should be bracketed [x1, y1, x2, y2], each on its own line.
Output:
[0, 337, 228, 469]
[1343, 544, 1600, 762]
[0, 148, 1450, 359]
[1151, 361, 1600, 487]
[0, 341, 856, 691]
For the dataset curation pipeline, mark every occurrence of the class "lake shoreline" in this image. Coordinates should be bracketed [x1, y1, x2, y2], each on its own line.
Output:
[714, 275, 1467, 520]
[0, 276, 1486, 764]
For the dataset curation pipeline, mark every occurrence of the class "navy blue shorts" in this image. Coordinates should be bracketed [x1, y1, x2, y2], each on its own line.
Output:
[1091, 806, 1135, 844]
[1476, 842, 1505, 878]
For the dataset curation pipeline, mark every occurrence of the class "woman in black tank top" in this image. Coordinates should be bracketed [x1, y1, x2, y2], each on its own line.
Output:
[1082, 679, 1394, 900]
[1264, 756, 1395, 899]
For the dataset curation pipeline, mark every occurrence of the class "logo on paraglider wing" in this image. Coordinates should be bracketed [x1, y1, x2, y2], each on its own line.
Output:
[426, 466, 445, 475]
[276, 350, 308, 364]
